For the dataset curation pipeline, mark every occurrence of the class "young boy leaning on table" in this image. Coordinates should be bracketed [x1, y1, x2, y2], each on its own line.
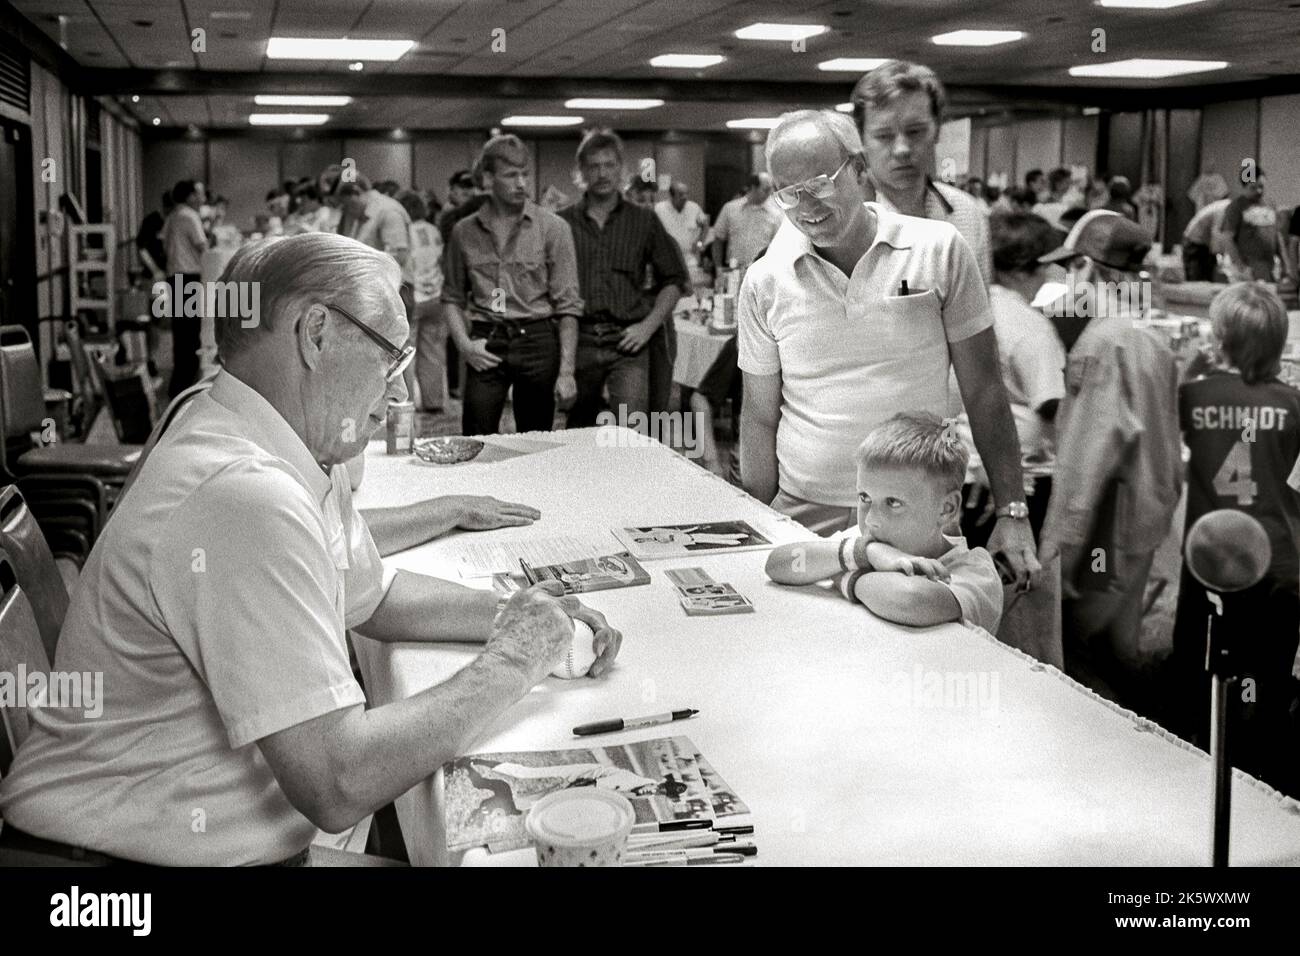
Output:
[765, 412, 1004, 634]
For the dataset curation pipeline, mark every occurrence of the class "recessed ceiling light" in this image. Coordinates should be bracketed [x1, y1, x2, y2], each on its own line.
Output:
[131, 94, 140, 103]
[248, 113, 330, 125]
[1068, 58, 1227, 78]
[348, 61, 364, 71]
[1096, 0, 1208, 8]
[835, 102, 854, 112]
[152, 117, 161, 126]
[734, 23, 829, 42]
[818, 57, 888, 71]
[500, 115, 584, 127]
[254, 94, 352, 106]
[650, 53, 725, 68]
[266, 37, 414, 61]
[931, 30, 1025, 46]
[726, 118, 781, 129]
[564, 98, 664, 110]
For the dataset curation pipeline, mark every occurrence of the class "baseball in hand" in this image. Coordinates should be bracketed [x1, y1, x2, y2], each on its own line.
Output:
[551, 619, 598, 680]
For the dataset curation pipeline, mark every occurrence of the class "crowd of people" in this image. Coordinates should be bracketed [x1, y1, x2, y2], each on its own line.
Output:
[19, 55, 1289, 866]
[130, 60, 1300, 800]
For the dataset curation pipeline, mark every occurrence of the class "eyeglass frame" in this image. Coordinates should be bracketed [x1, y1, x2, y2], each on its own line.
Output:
[325, 303, 415, 382]
[772, 155, 860, 210]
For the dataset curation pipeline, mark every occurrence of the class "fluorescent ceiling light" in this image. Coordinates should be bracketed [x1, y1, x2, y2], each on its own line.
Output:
[1096, 0, 1208, 7]
[735, 23, 828, 42]
[564, 98, 664, 110]
[726, 118, 780, 130]
[248, 113, 330, 125]
[500, 115, 584, 127]
[1069, 58, 1228, 78]
[254, 95, 352, 107]
[818, 57, 888, 72]
[266, 37, 413, 61]
[650, 53, 725, 68]
[209, 11, 253, 20]
[835, 102, 853, 112]
[931, 30, 1025, 46]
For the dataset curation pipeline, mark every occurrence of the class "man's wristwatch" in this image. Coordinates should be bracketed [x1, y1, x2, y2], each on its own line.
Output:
[994, 501, 1030, 520]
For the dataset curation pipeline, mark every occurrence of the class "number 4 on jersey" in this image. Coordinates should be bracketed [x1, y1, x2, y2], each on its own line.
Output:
[1213, 442, 1258, 506]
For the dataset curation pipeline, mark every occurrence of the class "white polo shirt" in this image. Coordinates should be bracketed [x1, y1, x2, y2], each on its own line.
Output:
[875, 180, 992, 286]
[738, 202, 993, 507]
[0, 371, 388, 865]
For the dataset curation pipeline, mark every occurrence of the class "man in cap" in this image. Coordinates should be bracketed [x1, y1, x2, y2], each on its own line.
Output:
[1036, 210, 1182, 712]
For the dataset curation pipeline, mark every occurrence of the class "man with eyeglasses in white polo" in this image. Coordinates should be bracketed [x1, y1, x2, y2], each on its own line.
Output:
[738, 110, 1039, 590]
[0, 233, 623, 866]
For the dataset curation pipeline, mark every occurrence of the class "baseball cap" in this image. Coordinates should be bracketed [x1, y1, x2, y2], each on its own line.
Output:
[1038, 209, 1152, 270]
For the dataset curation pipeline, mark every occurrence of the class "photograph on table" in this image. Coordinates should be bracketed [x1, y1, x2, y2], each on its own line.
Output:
[615, 520, 773, 559]
[520, 552, 651, 594]
[443, 737, 718, 853]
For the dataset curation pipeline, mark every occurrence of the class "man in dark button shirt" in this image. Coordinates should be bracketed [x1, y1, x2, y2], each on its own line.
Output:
[558, 129, 689, 430]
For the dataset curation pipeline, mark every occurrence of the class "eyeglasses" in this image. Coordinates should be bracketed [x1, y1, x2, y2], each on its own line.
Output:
[326, 303, 414, 382]
[773, 156, 858, 209]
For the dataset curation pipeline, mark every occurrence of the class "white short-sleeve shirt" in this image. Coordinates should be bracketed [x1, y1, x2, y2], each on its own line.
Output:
[0, 371, 388, 865]
[738, 202, 994, 507]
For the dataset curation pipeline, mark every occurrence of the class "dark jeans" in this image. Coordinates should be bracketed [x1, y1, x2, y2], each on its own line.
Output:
[1182, 242, 1216, 282]
[567, 321, 650, 429]
[647, 321, 677, 415]
[462, 317, 560, 435]
[166, 272, 202, 399]
[1169, 568, 1300, 796]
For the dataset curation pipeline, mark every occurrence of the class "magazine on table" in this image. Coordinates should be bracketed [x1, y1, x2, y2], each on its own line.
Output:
[442, 736, 749, 853]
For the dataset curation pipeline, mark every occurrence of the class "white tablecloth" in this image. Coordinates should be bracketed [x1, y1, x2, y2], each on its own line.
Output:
[672, 317, 734, 389]
[352, 427, 1300, 866]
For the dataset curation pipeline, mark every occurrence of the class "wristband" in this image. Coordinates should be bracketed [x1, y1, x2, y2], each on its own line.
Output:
[839, 569, 868, 603]
[838, 536, 861, 572]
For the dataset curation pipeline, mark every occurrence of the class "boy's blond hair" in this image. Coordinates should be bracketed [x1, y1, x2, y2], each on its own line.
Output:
[855, 411, 969, 493]
[1210, 282, 1287, 385]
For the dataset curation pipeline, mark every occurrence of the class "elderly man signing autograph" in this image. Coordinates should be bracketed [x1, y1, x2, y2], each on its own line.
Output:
[0, 233, 622, 866]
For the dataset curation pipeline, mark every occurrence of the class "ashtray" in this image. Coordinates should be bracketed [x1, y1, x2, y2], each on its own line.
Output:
[414, 436, 484, 464]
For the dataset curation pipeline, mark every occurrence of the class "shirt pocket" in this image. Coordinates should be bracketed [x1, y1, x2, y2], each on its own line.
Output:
[871, 289, 945, 354]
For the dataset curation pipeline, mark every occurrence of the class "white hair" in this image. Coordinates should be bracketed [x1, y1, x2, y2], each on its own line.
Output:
[764, 109, 863, 171]
[216, 232, 401, 358]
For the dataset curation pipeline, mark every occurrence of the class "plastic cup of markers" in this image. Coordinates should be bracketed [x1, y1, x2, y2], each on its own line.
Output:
[525, 789, 636, 867]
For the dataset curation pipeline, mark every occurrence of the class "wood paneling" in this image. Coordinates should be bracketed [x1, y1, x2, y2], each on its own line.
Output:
[208, 139, 281, 231]
[1014, 119, 1062, 183]
[1199, 99, 1258, 197]
[984, 125, 1016, 191]
[1260, 94, 1300, 212]
[342, 139, 413, 191]
[413, 134, 484, 201]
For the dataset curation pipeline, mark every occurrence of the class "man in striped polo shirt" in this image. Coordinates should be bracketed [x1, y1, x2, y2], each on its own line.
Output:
[559, 129, 690, 430]
[852, 60, 993, 286]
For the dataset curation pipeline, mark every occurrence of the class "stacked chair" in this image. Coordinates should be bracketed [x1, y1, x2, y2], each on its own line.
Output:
[0, 323, 146, 568]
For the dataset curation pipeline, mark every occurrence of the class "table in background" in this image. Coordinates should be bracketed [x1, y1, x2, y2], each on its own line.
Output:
[671, 297, 736, 392]
[352, 428, 1300, 866]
